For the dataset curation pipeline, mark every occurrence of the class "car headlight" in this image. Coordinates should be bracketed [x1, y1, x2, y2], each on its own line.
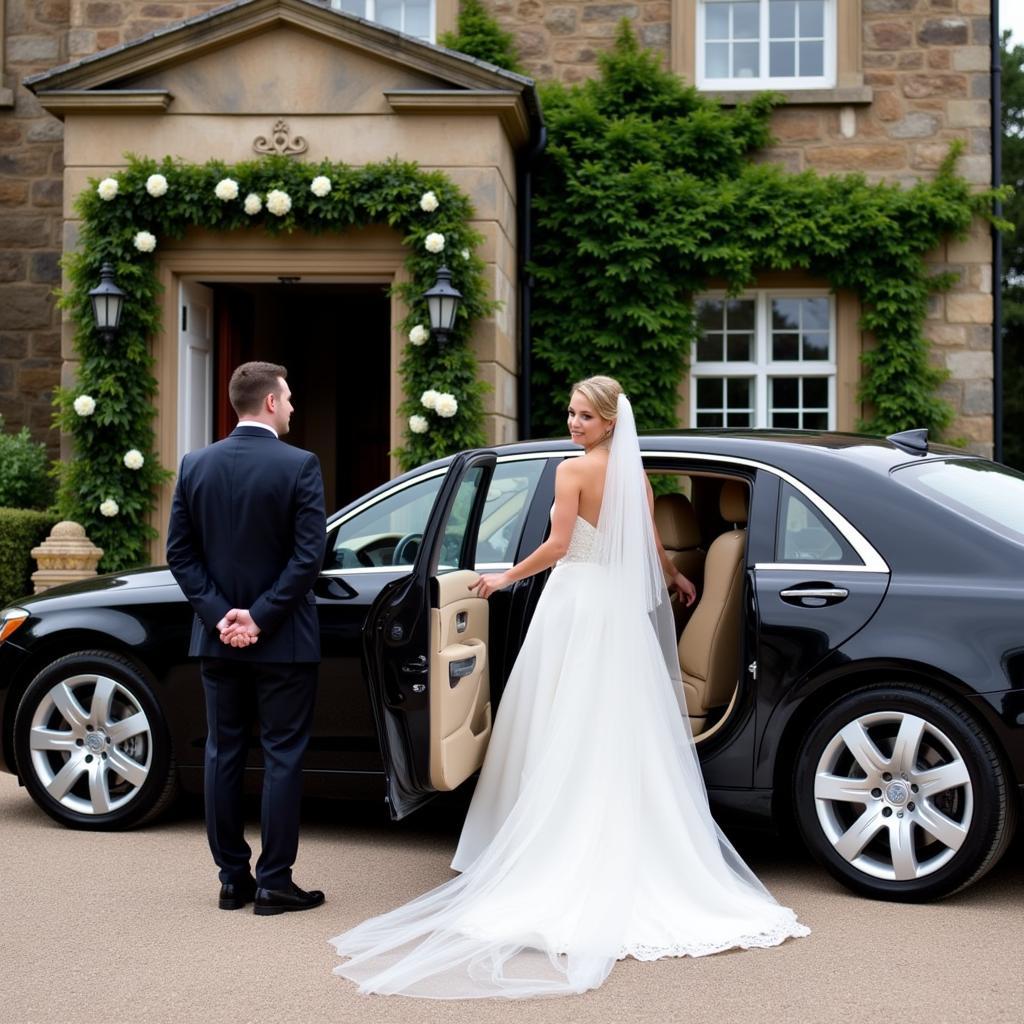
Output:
[0, 607, 28, 646]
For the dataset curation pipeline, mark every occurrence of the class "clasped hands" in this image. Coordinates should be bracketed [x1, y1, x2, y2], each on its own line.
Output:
[216, 608, 261, 648]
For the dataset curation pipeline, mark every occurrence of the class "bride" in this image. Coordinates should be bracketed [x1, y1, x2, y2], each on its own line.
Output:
[329, 375, 810, 998]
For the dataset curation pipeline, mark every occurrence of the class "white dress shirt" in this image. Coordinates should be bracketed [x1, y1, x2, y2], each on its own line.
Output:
[235, 420, 278, 438]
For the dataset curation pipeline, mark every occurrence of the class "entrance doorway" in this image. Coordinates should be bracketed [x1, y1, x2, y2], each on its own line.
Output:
[202, 281, 391, 513]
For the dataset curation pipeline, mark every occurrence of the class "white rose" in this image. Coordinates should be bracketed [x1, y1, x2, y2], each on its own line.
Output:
[97, 178, 119, 201]
[266, 189, 292, 217]
[214, 178, 239, 201]
[461, 248, 471, 261]
[408, 324, 429, 346]
[420, 389, 440, 410]
[419, 191, 439, 212]
[434, 393, 458, 418]
[310, 175, 332, 198]
[425, 232, 445, 254]
[145, 174, 168, 197]
[99, 499, 119, 517]
[73, 394, 96, 417]
[243, 193, 262, 215]
[133, 230, 157, 253]
[123, 449, 144, 470]
[408, 415, 429, 435]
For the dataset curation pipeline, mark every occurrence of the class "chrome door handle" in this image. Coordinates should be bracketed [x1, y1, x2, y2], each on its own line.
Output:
[779, 587, 849, 602]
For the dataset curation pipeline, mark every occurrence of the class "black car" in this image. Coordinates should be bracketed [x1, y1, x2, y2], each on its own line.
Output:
[1, 430, 1022, 902]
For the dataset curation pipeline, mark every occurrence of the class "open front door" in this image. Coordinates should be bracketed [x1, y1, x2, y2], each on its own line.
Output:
[364, 451, 497, 819]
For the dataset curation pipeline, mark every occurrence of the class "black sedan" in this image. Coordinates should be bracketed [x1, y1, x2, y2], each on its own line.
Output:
[1, 430, 1022, 902]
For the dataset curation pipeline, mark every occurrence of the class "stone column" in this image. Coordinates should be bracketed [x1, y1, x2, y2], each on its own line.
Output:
[30, 520, 103, 592]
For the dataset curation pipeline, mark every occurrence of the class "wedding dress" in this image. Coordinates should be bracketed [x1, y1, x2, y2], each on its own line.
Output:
[330, 395, 809, 999]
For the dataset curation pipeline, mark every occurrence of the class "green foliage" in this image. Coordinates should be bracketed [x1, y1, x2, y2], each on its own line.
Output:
[0, 417, 54, 510]
[63, 155, 491, 570]
[440, 0, 524, 73]
[0, 508, 59, 606]
[530, 23, 1007, 441]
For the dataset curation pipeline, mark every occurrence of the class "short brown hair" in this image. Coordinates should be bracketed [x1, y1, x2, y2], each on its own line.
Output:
[228, 361, 287, 416]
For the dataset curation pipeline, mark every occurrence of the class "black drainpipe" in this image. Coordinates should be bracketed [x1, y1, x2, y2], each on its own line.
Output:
[992, 0, 1003, 462]
[517, 123, 548, 441]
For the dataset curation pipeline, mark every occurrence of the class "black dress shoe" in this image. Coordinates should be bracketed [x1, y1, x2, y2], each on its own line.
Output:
[253, 881, 326, 916]
[219, 877, 257, 910]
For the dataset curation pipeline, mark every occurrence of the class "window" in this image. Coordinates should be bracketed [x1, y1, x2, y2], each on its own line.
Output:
[331, 0, 435, 42]
[698, 1, 835, 90]
[475, 460, 545, 566]
[690, 292, 836, 430]
[776, 482, 857, 563]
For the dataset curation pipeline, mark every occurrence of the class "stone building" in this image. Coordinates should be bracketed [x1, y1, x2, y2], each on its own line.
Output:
[0, 0, 998, 553]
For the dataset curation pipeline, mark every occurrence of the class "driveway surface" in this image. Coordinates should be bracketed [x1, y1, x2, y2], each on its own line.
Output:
[1, 773, 1020, 1024]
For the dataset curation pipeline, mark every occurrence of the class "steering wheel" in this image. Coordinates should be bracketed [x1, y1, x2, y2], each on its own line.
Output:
[392, 533, 422, 565]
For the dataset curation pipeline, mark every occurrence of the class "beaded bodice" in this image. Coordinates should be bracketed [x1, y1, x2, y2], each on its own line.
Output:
[557, 515, 600, 565]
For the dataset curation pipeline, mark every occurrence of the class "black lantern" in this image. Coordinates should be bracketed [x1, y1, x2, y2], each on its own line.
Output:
[88, 262, 126, 342]
[423, 265, 462, 347]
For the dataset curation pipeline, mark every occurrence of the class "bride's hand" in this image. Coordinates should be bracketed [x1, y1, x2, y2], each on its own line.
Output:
[469, 572, 511, 599]
[669, 571, 697, 607]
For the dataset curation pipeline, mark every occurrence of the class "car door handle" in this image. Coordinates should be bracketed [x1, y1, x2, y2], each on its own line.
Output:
[779, 587, 849, 605]
[401, 655, 428, 674]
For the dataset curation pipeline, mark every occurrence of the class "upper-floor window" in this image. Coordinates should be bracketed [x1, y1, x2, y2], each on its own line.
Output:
[689, 291, 836, 430]
[697, 1, 836, 90]
[331, 0, 435, 43]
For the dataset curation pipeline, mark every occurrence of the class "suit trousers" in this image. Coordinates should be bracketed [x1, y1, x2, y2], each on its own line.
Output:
[201, 657, 318, 890]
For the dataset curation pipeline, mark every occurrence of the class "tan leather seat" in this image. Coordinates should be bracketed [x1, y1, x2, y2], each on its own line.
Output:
[654, 492, 705, 634]
[677, 481, 748, 734]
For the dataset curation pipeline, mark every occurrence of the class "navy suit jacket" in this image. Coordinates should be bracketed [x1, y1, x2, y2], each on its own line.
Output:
[166, 425, 326, 663]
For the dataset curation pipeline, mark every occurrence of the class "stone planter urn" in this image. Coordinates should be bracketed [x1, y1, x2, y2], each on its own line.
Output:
[31, 521, 104, 593]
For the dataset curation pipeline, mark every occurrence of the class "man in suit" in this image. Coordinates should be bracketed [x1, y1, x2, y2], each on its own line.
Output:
[167, 361, 327, 916]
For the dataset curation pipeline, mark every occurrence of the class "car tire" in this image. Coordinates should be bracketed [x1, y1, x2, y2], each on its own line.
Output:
[793, 683, 1016, 902]
[13, 650, 177, 830]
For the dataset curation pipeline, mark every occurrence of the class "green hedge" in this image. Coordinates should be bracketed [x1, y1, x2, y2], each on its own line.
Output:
[0, 509, 60, 607]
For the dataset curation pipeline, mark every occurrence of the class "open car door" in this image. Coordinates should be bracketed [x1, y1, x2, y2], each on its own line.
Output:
[364, 450, 498, 819]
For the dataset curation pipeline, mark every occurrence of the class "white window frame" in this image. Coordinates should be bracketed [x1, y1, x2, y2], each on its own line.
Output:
[330, 0, 437, 43]
[689, 289, 837, 431]
[696, 0, 837, 91]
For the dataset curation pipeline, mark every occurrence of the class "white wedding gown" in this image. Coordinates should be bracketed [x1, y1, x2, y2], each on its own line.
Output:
[329, 503, 810, 998]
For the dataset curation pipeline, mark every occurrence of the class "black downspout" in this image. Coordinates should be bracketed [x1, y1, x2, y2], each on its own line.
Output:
[517, 124, 548, 441]
[992, 0, 1003, 462]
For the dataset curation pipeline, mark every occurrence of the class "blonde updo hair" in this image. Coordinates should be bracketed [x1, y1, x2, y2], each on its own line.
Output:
[570, 375, 622, 422]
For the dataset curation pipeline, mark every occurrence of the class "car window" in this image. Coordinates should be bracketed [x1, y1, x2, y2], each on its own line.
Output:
[436, 465, 486, 574]
[326, 473, 444, 570]
[474, 460, 545, 565]
[893, 458, 1024, 546]
[776, 482, 859, 563]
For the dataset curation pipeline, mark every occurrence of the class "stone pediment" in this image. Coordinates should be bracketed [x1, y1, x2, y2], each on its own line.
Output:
[25, 0, 540, 141]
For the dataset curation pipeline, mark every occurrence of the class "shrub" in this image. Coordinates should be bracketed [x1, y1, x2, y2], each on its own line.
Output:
[440, 0, 524, 74]
[0, 417, 55, 511]
[0, 508, 59, 607]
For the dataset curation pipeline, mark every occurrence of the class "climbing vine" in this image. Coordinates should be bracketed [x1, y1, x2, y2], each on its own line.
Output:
[59, 154, 491, 571]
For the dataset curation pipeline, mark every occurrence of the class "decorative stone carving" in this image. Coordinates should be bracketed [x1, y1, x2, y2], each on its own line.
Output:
[30, 521, 104, 593]
[253, 120, 308, 156]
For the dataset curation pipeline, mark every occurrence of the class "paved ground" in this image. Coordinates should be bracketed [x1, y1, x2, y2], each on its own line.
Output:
[1, 773, 1021, 1024]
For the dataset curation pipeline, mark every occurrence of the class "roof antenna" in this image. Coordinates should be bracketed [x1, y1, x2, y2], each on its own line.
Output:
[886, 428, 928, 455]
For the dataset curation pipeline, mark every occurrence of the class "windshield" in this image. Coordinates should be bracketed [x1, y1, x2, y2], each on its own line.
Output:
[893, 458, 1024, 546]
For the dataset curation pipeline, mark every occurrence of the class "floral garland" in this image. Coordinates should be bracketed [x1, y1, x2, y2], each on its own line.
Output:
[59, 154, 493, 571]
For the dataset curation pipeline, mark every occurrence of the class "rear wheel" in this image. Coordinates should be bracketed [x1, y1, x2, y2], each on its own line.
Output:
[13, 651, 177, 830]
[793, 683, 1016, 901]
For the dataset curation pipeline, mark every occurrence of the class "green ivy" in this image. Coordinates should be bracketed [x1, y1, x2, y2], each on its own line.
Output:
[530, 24, 1009, 439]
[440, 0, 524, 74]
[0, 416, 54, 510]
[60, 154, 491, 571]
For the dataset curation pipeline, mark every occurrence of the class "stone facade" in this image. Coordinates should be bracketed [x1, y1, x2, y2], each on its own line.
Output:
[0, 0, 997, 457]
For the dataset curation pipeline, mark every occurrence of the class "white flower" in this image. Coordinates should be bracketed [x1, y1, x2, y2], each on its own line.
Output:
[420, 389, 440, 410]
[243, 192, 262, 215]
[133, 230, 156, 253]
[425, 232, 445, 254]
[123, 449, 144, 471]
[97, 178, 119, 201]
[419, 191, 439, 212]
[214, 178, 239, 201]
[461, 248, 471, 261]
[99, 499, 119, 518]
[408, 324, 429, 346]
[310, 175, 332, 198]
[73, 394, 96, 417]
[145, 173, 168, 197]
[409, 415, 429, 435]
[266, 189, 292, 217]
[434, 393, 458, 418]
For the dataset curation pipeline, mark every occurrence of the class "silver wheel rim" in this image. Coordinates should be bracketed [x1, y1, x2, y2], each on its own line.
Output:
[813, 711, 973, 882]
[28, 673, 153, 816]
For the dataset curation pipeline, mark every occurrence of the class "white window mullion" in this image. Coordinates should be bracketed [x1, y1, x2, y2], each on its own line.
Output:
[755, 291, 768, 427]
